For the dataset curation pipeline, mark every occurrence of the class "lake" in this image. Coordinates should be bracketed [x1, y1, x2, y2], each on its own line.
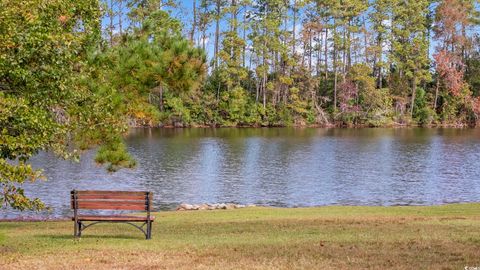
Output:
[2, 128, 480, 219]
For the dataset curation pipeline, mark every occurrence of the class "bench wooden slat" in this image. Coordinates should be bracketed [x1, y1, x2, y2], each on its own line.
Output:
[76, 203, 147, 210]
[72, 215, 155, 221]
[74, 200, 147, 205]
[71, 194, 147, 200]
[74, 190, 148, 195]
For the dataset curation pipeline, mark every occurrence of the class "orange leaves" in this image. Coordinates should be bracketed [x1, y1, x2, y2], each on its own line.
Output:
[433, 0, 470, 49]
[433, 50, 464, 96]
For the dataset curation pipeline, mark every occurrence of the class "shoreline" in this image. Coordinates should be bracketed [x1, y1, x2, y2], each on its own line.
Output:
[132, 121, 477, 129]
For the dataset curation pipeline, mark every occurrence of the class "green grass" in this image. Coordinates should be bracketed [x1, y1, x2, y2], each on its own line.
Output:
[1, 204, 480, 269]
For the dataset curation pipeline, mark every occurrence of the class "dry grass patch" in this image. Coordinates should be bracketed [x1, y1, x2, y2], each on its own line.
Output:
[1, 204, 479, 269]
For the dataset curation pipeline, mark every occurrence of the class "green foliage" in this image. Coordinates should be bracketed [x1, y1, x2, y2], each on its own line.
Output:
[465, 58, 480, 96]
[287, 87, 310, 125]
[106, 9, 206, 126]
[413, 88, 437, 125]
[0, 95, 48, 209]
[0, 94, 59, 161]
[104, 0, 479, 130]
[439, 84, 477, 125]
[361, 88, 394, 127]
[390, 0, 431, 116]
[95, 136, 136, 172]
[219, 87, 250, 126]
[186, 91, 221, 127]
[0, 0, 132, 211]
[162, 93, 192, 126]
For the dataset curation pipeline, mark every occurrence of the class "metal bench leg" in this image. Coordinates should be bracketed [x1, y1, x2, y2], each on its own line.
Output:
[74, 221, 77, 238]
[74, 221, 82, 238]
[150, 222, 153, 239]
[146, 221, 150, 240]
[146, 221, 152, 240]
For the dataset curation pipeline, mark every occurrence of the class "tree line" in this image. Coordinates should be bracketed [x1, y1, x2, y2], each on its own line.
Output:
[103, 0, 480, 127]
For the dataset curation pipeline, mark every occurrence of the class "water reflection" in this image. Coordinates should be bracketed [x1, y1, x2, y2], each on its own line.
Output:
[2, 128, 480, 218]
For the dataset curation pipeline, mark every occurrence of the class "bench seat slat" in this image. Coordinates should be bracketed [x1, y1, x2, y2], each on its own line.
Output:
[76, 203, 147, 210]
[72, 215, 155, 221]
[72, 194, 147, 200]
[73, 199, 147, 205]
[74, 190, 148, 196]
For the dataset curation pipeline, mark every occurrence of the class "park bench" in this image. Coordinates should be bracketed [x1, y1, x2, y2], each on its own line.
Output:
[71, 190, 154, 239]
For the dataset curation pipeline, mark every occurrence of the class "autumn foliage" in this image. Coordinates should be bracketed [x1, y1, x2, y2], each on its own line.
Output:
[433, 0, 479, 122]
[433, 50, 465, 97]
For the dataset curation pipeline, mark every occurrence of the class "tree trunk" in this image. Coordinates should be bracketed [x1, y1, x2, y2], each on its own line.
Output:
[263, 22, 267, 109]
[461, 24, 466, 61]
[434, 78, 439, 110]
[301, 36, 306, 67]
[256, 81, 260, 103]
[342, 23, 347, 83]
[410, 74, 417, 117]
[202, 23, 207, 51]
[118, 0, 123, 37]
[214, 0, 221, 70]
[292, 0, 297, 53]
[159, 85, 164, 112]
[108, 0, 114, 46]
[242, 5, 247, 68]
[263, 69, 267, 109]
[363, 18, 368, 66]
[324, 27, 328, 91]
[347, 20, 352, 71]
[376, 32, 383, 89]
[231, 0, 237, 59]
[333, 22, 337, 112]
[317, 31, 322, 78]
[308, 29, 312, 72]
[190, 0, 196, 44]
[334, 63, 338, 113]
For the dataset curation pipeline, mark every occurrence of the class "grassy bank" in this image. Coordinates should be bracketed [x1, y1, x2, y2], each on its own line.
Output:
[1, 204, 479, 269]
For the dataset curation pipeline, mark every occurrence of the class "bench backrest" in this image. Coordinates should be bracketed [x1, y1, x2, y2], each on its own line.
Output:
[71, 190, 152, 211]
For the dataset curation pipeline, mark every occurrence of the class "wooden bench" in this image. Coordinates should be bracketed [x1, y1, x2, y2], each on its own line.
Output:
[71, 190, 154, 239]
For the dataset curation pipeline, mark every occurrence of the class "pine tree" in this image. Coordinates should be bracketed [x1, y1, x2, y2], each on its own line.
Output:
[390, 0, 431, 117]
[370, 0, 391, 89]
[219, 0, 248, 91]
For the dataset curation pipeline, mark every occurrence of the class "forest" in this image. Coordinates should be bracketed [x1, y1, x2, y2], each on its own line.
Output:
[99, 0, 480, 128]
[1, 0, 480, 209]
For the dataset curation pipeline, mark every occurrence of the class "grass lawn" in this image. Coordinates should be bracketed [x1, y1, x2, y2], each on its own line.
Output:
[1, 204, 480, 269]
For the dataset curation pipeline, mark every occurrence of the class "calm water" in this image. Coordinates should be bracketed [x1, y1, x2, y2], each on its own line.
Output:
[2, 128, 480, 219]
